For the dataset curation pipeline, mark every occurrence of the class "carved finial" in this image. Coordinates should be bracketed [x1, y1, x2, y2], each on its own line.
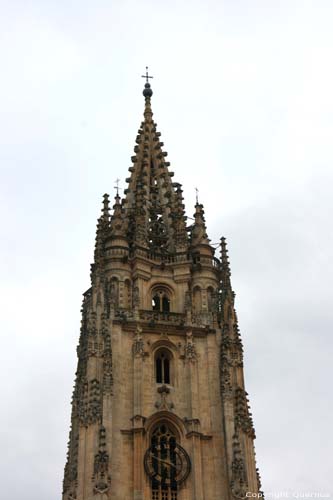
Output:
[195, 187, 199, 205]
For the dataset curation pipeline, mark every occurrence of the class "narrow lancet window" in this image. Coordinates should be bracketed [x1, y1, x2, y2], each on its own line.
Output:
[155, 350, 171, 384]
[164, 357, 170, 384]
[156, 357, 162, 383]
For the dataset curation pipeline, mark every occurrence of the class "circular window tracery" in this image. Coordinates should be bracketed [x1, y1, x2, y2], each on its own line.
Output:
[144, 422, 191, 499]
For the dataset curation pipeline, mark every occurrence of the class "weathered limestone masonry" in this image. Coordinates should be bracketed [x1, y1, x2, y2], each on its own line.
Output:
[62, 77, 264, 500]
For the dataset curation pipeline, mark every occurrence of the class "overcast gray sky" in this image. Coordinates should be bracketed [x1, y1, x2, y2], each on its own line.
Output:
[1, 1, 332, 499]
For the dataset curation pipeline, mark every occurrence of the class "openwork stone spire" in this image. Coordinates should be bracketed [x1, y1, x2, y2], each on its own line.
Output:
[123, 78, 188, 253]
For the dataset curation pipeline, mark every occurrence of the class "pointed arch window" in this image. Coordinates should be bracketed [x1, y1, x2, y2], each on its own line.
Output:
[155, 349, 171, 385]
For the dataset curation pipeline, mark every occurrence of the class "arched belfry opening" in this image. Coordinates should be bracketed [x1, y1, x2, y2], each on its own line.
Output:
[152, 287, 171, 313]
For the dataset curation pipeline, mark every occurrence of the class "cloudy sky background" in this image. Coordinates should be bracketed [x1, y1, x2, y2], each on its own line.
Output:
[1, 1, 332, 498]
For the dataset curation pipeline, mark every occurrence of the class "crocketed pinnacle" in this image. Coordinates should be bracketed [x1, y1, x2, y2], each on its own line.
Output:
[102, 193, 110, 221]
[122, 84, 189, 253]
[220, 237, 232, 292]
[191, 202, 210, 247]
[94, 194, 111, 269]
[110, 192, 126, 238]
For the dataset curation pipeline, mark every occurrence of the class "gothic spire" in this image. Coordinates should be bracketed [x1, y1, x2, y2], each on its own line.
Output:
[123, 71, 188, 253]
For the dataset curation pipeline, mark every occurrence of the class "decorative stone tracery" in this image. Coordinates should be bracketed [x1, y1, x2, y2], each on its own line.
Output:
[92, 426, 111, 496]
[78, 378, 102, 427]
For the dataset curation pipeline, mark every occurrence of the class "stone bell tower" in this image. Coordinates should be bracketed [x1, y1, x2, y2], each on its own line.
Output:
[62, 73, 263, 500]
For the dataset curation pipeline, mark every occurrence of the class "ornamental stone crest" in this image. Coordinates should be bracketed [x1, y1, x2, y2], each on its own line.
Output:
[155, 384, 174, 411]
[184, 331, 197, 361]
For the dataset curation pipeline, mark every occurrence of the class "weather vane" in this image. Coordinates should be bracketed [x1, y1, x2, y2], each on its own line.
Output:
[141, 66, 153, 84]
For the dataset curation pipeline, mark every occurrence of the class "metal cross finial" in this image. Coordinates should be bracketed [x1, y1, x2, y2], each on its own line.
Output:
[141, 66, 153, 84]
[114, 178, 120, 195]
[195, 187, 199, 204]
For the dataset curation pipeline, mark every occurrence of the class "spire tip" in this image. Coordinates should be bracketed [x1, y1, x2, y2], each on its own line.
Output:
[141, 66, 153, 98]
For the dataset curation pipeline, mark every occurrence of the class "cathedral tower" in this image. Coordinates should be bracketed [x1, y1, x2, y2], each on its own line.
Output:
[62, 75, 263, 500]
